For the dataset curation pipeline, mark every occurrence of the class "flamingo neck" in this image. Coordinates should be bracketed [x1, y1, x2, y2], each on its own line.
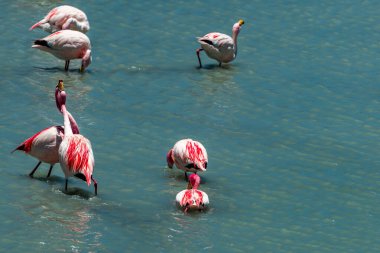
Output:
[192, 182, 199, 190]
[189, 174, 201, 189]
[232, 30, 239, 55]
[67, 112, 80, 134]
[61, 104, 73, 136]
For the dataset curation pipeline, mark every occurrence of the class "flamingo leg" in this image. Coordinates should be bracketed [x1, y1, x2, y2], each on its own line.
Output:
[65, 179, 68, 191]
[46, 165, 53, 178]
[91, 175, 98, 196]
[184, 172, 188, 181]
[29, 161, 42, 177]
[64, 60, 70, 71]
[196, 48, 204, 68]
[219, 62, 222, 67]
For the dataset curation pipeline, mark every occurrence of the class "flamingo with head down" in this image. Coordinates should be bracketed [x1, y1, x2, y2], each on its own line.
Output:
[12, 80, 79, 178]
[32, 29, 92, 72]
[166, 138, 208, 180]
[55, 81, 97, 195]
[30, 5, 90, 34]
[196, 19, 245, 68]
[176, 174, 209, 212]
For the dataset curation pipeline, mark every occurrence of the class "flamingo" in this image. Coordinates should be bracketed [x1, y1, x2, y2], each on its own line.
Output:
[12, 81, 79, 178]
[30, 5, 90, 34]
[55, 81, 97, 195]
[166, 138, 208, 180]
[196, 19, 245, 68]
[32, 30, 92, 72]
[176, 174, 209, 212]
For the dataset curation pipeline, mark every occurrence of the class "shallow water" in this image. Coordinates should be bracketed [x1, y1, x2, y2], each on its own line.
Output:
[1, 0, 380, 252]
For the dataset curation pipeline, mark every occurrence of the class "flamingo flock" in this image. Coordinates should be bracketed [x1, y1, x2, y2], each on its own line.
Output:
[30, 5, 91, 71]
[14, 4, 246, 210]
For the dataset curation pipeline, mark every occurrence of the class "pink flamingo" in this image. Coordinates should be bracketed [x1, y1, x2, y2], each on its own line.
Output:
[32, 30, 92, 72]
[166, 138, 208, 179]
[30, 5, 90, 34]
[55, 81, 97, 195]
[12, 81, 79, 178]
[176, 174, 209, 212]
[196, 19, 245, 68]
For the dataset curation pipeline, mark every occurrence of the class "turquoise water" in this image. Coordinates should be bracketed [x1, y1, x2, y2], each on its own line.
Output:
[1, 0, 380, 252]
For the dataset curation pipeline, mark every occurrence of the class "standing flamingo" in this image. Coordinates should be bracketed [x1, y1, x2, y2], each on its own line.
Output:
[12, 81, 79, 178]
[55, 81, 97, 195]
[32, 30, 92, 72]
[176, 174, 209, 212]
[166, 138, 208, 180]
[30, 5, 90, 34]
[196, 19, 245, 68]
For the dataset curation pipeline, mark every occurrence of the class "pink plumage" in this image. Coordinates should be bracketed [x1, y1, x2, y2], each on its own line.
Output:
[32, 30, 92, 72]
[13, 126, 64, 177]
[196, 19, 245, 67]
[13, 82, 80, 178]
[167, 138, 208, 179]
[30, 5, 90, 33]
[59, 135, 94, 186]
[176, 174, 209, 212]
[55, 81, 97, 195]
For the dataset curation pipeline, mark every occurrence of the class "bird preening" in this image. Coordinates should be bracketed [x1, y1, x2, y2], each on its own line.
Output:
[30, 5, 92, 72]
[30, 5, 90, 34]
[196, 19, 245, 68]
[167, 138, 208, 180]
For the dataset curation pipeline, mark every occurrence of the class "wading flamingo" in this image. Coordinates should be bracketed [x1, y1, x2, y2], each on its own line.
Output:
[12, 81, 79, 178]
[30, 5, 90, 34]
[55, 81, 97, 195]
[166, 139, 208, 180]
[196, 19, 245, 68]
[32, 30, 92, 72]
[176, 174, 209, 212]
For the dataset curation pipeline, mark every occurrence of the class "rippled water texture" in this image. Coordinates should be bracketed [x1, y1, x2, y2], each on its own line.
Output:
[1, 1, 380, 252]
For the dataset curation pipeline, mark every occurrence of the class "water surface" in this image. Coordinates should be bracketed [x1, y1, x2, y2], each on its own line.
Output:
[1, 1, 380, 252]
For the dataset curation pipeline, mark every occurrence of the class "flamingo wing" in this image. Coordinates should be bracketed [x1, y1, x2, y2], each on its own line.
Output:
[59, 135, 94, 185]
[198, 32, 233, 49]
[33, 30, 91, 60]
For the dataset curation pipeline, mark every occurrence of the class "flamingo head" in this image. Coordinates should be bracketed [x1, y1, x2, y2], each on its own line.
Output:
[55, 80, 66, 111]
[232, 19, 245, 35]
[166, 149, 174, 168]
[80, 49, 92, 72]
[187, 173, 201, 189]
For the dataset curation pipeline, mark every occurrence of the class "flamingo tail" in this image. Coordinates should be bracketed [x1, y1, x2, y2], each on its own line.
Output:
[34, 39, 50, 48]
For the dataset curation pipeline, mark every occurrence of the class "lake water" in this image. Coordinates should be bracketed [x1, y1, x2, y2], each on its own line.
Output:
[1, 0, 380, 252]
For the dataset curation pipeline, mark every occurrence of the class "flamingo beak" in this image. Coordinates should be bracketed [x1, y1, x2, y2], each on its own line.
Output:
[57, 80, 64, 91]
[238, 19, 245, 26]
[80, 66, 84, 73]
[187, 181, 192, 189]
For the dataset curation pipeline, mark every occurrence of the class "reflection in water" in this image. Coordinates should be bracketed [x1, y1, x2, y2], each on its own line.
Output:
[167, 210, 214, 251]
[22, 194, 102, 252]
